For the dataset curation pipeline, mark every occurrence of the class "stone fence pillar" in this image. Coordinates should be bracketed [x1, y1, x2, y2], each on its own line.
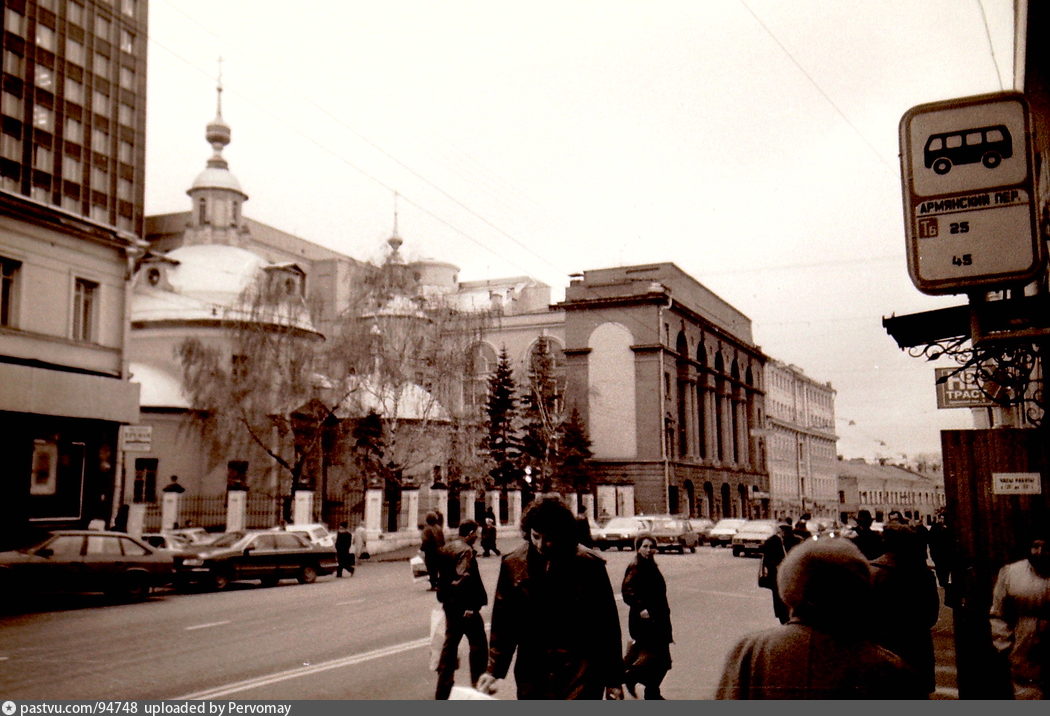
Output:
[226, 490, 247, 532]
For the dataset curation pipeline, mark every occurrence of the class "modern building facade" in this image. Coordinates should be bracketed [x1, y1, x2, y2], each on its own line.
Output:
[1, 0, 146, 548]
[765, 359, 838, 519]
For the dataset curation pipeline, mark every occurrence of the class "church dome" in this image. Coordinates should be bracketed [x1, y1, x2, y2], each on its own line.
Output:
[190, 166, 245, 194]
[165, 244, 268, 305]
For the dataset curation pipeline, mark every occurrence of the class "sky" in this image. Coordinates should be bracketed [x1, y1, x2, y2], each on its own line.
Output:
[143, 0, 1018, 462]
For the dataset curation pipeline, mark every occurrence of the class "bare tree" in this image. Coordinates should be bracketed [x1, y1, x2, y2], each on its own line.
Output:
[176, 267, 349, 512]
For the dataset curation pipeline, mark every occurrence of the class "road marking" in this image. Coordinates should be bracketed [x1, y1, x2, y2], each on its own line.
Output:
[697, 589, 766, 601]
[171, 637, 430, 699]
[185, 620, 231, 631]
[335, 599, 365, 606]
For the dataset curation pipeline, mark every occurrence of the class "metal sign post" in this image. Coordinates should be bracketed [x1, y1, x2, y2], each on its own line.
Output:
[899, 92, 1044, 294]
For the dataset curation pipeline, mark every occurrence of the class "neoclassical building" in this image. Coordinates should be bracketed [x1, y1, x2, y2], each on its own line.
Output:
[558, 264, 769, 520]
[765, 359, 838, 520]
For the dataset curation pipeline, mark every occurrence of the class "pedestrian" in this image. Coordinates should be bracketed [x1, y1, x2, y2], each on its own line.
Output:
[870, 523, 940, 695]
[475, 497, 625, 699]
[621, 534, 673, 699]
[353, 523, 368, 562]
[849, 509, 885, 560]
[421, 512, 445, 591]
[716, 538, 924, 699]
[335, 521, 354, 577]
[793, 517, 812, 543]
[576, 505, 594, 548]
[112, 504, 129, 533]
[927, 511, 954, 590]
[989, 526, 1050, 700]
[759, 523, 795, 624]
[480, 518, 500, 557]
[483, 505, 496, 524]
[434, 520, 488, 700]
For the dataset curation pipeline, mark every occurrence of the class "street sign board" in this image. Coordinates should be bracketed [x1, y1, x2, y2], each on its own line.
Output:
[899, 92, 1044, 294]
[992, 472, 1042, 495]
[934, 366, 994, 409]
[120, 424, 152, 452]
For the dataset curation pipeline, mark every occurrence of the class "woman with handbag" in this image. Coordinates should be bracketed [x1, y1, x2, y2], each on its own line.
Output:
[621, 534, 673, 699]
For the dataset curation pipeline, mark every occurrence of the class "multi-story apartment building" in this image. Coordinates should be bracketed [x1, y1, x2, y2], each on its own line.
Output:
[1, 0, 146, 548]
[765, 359, 838, 519]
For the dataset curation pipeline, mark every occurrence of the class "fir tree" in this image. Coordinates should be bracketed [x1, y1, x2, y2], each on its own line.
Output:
[521, 336, 561, 492]
[552, 406, 594, 496]
[483, 347, 523, 487]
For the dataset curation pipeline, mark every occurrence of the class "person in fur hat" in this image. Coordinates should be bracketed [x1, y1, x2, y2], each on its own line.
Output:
[716, 538, 924, 699]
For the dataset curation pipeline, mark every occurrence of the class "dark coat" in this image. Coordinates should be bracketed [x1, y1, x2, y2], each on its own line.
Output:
[335, 530, 352, 556]
[487, 543, 624, 699]
[870, 552, 939, 693]
[621, 555, 672, 645]
[436, 537, 487, 612]
[421, 524, 445, 554]
[850, 528, 885, 560]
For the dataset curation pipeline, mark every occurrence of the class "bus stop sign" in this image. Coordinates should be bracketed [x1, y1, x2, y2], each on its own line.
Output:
[899, 92, 1043, 294]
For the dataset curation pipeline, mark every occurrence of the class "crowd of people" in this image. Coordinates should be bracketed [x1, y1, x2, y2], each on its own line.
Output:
[418, 500, 1047, 700]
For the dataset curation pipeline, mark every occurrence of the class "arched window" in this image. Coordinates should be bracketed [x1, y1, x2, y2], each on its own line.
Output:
[465, 342, 497, 416]
[675, 332, 689, 458]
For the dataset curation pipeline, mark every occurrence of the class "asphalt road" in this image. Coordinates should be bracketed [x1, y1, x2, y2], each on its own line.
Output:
[0, 542, 953, 700]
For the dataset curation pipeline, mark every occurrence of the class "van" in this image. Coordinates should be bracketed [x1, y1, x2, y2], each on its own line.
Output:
[924, 124, 1012, 175]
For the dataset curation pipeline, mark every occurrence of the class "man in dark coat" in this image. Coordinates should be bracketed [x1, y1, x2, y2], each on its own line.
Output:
[759, 523, 796, 623]
[334, 521, 354, 577]
[421, 512, 445, 591]
[476, 498, 624, 700]
[849, 509, 885, 560]
[434, 520, 488, 699]
[870, 523, 939, 694]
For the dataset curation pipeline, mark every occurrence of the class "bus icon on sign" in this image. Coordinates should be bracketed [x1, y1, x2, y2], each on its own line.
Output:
[924, 125, 1012, 175]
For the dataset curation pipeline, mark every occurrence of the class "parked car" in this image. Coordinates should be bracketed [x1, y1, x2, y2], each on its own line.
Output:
[0, 530, 174, 601]
[174, 529, 338, 590]
[731, 520, 778, 557]
[141, 532, 193, 551]
[593, 516, 653, 551]
[691, 518, 716, 544]
[278, 522, 335, 548]
[165, 527, 215, 545]
[647, 516, 701, 553]
[706, 518, 748, 547]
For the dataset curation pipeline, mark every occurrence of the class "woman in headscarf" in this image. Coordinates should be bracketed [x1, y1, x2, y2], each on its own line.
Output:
[621, 534, 673, 699]
[716, 538, 925, 699]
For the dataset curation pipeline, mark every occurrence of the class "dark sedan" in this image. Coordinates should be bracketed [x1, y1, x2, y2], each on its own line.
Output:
[0, 530, 174, 602]
[174, 530, 338, 591]
[647, 516, 701, 553]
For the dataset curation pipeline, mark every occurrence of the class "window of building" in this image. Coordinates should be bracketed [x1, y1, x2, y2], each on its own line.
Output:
[4, 49, 25, 77]
[61, 194, 79, 213]
[5, 8, 26, 36]
[118, 140, 132, 163]
[37, 25, 56, 52]
[65, 117, 82, 143]
[38, 0, 58, 11]
[33, 106, 54, 132]
[117, 177, 131, 200]
[68, 2, 84, 26]
[92, 89, 110, 117]
[122, 0, 136, 18]
[33, 144, 52, 171]
[93, 54, 110, 80]
[227, 460, 248, 490]
[72, 277, 98, 341]
[66, 39, 84, 65]
[89, 203, 107, 224]
[95, 15, 111, 40]
[62, 154, 81, 181]
[197, 196, 206, 224]
[34, 65, 55, 93]
[1, 256, 21, 327]
[91, 128, 108, 153]
[1, 90, 22, 120]
[119, 66, 134, 90]
[90, 164, 108, 191]
[133, 457, 157, 503]
[119, 29, 134, 54]
[64, 77, 84, 105]
[118, 103, 132, 127]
